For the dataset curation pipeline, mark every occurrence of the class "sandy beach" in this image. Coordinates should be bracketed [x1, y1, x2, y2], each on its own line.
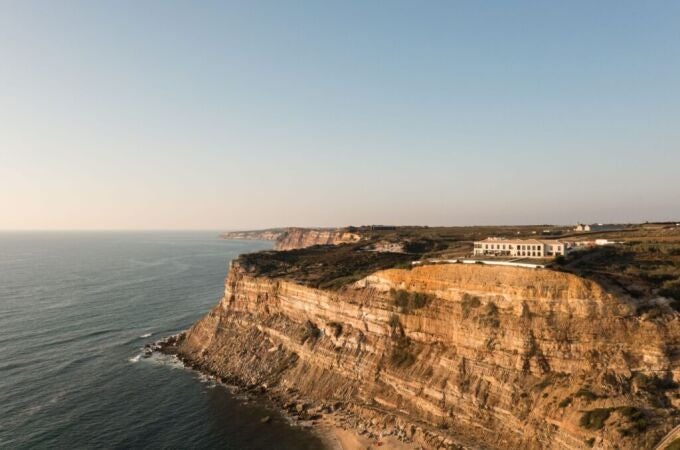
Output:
[318, 414, 418, 450]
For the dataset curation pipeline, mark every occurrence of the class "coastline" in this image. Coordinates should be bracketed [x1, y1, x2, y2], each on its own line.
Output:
[149, 334, 419, 450]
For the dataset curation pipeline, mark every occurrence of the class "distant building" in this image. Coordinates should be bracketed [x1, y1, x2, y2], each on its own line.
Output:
[571, 239, 617, 247]
[473, 238, 567, 259]
[574, 223, 620, 232]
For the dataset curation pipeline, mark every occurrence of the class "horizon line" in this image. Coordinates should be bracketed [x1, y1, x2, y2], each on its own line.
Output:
[2, 220, 679, 233]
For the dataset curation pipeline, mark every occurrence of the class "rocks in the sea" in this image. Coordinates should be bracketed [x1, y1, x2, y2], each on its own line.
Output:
[149, 332, 186, 355]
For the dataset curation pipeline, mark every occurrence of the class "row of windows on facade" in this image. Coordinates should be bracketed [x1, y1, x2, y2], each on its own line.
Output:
[479, 243, 545, 250]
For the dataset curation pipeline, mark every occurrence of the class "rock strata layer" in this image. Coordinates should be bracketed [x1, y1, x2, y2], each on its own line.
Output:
[177, 262, 680, 449]
[220, 227, 361, 251]
[273, 228, 361, 251]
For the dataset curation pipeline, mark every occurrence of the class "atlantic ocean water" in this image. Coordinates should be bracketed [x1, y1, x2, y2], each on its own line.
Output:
[0, 232, 325, 449]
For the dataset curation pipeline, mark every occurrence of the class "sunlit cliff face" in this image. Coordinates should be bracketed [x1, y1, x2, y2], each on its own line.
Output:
[176, 261, 679, 450]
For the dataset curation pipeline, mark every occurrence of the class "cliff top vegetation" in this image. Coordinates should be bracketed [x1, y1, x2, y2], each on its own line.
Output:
[235, 223, 680, 306]
[236, 242, 414, 290]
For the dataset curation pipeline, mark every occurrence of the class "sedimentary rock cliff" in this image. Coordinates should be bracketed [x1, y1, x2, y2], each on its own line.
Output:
[177, 262, 680, 450]
[273, 228, 361, 250]
[220, 227, 362, 250]
[219, 229, 286, 241]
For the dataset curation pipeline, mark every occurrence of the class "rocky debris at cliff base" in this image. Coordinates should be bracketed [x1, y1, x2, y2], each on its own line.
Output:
[153, 337, 435, 449]
[150, 332, 186, 354]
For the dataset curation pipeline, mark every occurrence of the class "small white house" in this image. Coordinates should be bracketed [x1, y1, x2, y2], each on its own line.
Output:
[574, 223, 619, 232]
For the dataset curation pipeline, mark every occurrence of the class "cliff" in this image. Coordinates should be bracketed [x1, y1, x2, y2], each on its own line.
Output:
[175, 262, 680, 450]
[219, 229, 286, 242]
[274, 228, 361, 251]
[220, 227, 362, 251]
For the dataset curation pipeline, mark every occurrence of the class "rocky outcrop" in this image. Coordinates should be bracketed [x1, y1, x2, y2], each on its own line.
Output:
[220, 227, 362, 251]
[176, 262, 680, 450]
[274, 228, 361, 251]
[219, 229, 286, 241]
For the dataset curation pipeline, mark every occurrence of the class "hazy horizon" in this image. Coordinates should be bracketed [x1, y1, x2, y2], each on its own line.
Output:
[2, 219, 680, 233]
[2, 1, 679, 230]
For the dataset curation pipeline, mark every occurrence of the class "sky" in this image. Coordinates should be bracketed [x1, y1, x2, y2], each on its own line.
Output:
[1, 1, 679, 230]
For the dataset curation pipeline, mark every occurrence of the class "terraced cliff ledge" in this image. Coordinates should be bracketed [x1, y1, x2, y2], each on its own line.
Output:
[173, 260, 680, 449]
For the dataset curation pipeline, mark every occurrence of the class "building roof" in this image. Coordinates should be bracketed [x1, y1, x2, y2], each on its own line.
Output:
[476, 237, 565, 245]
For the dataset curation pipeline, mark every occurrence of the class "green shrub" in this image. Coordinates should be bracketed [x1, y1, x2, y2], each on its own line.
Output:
[328, 321, 343, 337]
[393, 289, 410, 309]
[479, 301, 500, 328]
[632, 372, 679, 392]
[616, 406, 648, 436]
[390, 344, 415, 367]
[619, 420, 648, 436]
[575, 388, 598, 401]
[403, 239, 435, 253]
[390, 289, 433, 313]
[388, 314, 401, 329]
[579, 408, 613, 430]
[558, 397, 572, 408]
[618, 406, 642, 418]
[461, 294, 481, 318]
[298, 320, 321, 344]
[412, 292, 429, 308]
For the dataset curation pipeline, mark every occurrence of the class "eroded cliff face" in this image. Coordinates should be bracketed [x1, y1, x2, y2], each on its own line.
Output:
[219, 229, 285, 241]
[220, 227, 362, 250]
[274, 228, 361, 250]
[177, 263, 680, 450]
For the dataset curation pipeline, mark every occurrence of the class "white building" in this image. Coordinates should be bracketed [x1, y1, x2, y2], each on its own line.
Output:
[574, 223, 619, 232]
[473, 238, 567, 259]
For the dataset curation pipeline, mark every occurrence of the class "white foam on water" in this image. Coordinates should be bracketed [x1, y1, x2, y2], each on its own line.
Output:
[139, 333, 152, 338]
[146, 352, 185, 369]
[129, 354, 142, 363]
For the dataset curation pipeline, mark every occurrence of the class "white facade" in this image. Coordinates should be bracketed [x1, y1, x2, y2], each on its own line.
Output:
[473, 238, 567, 259]
[574, 223, 619, 232]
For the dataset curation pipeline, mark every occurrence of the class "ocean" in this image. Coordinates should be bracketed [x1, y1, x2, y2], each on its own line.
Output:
[0, 231, 325, 449]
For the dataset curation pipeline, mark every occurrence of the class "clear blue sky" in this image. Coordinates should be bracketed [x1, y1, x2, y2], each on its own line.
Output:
[1, 1, 679, 229]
